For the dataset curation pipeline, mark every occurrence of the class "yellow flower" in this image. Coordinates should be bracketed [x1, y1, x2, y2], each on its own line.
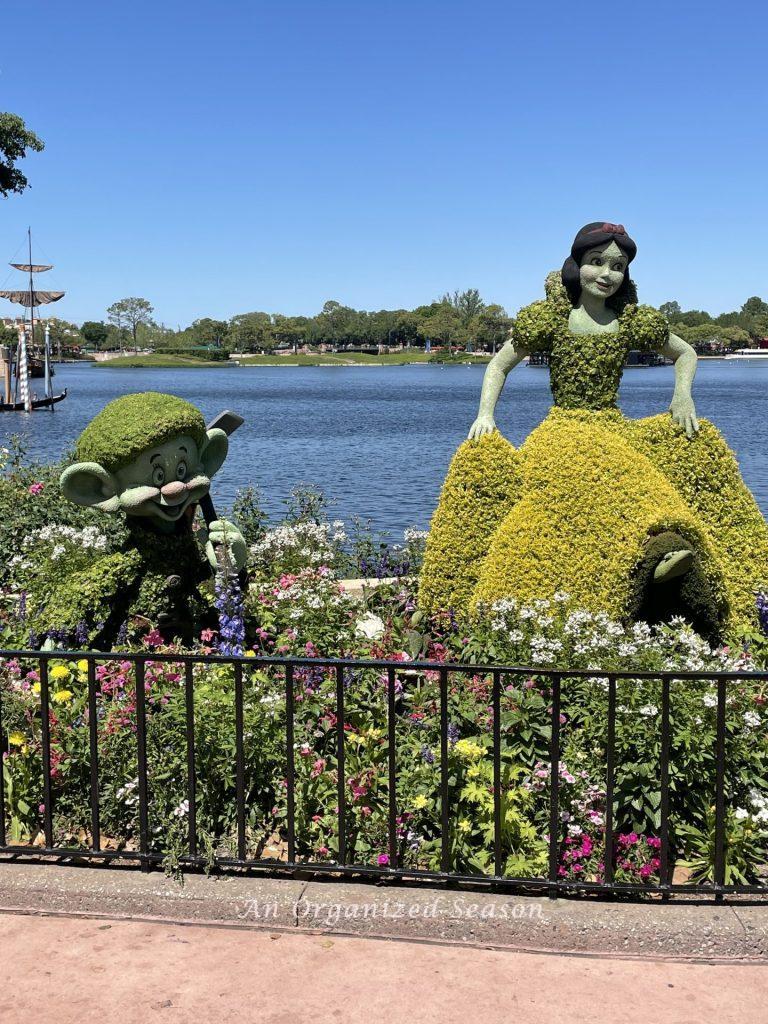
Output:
[52, 690, 73, 704]
[467, 764, 482, 779]
[244, 650, 256, 658]
[77, 660, 89, 674]
[454, 739, 484, 761]
[8, 731, 26, 747]
[32, 682, 40, 696]
[50, 665, 70, 681]
[412, 794, 428, 810]
[458, 818, 472, 833]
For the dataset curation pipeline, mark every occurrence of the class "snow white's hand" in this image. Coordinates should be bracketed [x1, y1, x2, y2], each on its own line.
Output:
[468, 414, 496, 441]
[205, 519, 247, 571]
[669, 395, 699, 439]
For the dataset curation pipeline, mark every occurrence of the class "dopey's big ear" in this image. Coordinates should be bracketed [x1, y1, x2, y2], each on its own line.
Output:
[199, 428, 228, 479]
[59, 462, 120, 511]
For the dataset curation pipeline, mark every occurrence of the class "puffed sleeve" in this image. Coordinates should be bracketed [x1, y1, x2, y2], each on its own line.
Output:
[619, 304, 670, 353]
[512, 300, 566, 354]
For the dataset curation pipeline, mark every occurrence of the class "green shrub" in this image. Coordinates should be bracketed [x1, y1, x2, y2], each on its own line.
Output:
[419, 432, 522, 612]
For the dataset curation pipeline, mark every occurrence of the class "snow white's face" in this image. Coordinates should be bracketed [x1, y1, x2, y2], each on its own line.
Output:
[579, 241, 628, 301]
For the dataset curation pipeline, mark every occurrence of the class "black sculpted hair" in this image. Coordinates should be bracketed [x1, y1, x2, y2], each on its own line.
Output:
[561, 221, 638, 311]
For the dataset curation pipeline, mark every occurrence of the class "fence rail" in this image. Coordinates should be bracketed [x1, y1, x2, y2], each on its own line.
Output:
[1, 648, 767, 899]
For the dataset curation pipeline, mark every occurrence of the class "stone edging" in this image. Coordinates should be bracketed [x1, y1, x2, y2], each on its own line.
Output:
[0, 862, 766, 961]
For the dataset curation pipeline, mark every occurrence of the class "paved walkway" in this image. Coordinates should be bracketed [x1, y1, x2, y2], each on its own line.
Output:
[1, 912, 767, 1024]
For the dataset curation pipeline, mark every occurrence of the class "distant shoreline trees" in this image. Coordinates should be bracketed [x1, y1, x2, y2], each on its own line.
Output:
[53, 289, 768, 357]
[661, 297, 768, 351]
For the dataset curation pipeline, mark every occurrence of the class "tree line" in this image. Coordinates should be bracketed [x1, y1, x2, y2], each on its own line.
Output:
[661, 297, 768, 350]
[72, 290, 515, 354]
[69, 291, 768, 357]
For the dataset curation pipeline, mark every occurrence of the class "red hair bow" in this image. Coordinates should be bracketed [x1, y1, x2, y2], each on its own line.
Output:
[601, 222, 625, 234]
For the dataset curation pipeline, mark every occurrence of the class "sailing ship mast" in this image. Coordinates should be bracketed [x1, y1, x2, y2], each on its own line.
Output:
[0, 229, 67, 411]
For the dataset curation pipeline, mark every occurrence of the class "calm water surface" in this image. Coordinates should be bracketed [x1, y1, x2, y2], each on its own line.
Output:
[2, 361, 767, 538]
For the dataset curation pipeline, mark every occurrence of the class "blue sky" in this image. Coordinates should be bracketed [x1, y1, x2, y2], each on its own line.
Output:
[1, 1, 766, 327]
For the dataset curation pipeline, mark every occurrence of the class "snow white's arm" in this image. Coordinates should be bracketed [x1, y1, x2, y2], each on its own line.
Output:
[660, 332, 699, 438]
[468, 338, 529, 440]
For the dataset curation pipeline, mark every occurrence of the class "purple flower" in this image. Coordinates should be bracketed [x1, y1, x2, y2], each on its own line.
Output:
[214, 576, 245, 656]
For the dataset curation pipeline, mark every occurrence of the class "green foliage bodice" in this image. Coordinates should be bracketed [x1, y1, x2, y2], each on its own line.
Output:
[512, 282, 669, 411]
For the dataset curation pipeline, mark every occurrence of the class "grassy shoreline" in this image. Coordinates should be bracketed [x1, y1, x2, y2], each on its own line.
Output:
[94, 351, 494, 369]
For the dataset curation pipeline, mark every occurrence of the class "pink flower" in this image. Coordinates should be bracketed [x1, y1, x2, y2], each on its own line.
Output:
[627, 832, 639, 845]
[377, 854, 390, 866]
[200, 628, 216, 642]
[144, 629, 163, 648]
[28, 482, 44, 495]
[360, 806, 372, 817]
[647, 836, 662, 850]
[311, 758, 326, 778]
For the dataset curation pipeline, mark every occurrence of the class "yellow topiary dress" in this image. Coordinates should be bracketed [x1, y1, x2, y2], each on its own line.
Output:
[419, 279, 768, 637]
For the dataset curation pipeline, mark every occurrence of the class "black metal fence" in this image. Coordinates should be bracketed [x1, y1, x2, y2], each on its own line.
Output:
[0, 648, 766, 900]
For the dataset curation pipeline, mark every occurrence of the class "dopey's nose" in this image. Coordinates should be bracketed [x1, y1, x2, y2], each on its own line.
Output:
[160, 480, 187, 502]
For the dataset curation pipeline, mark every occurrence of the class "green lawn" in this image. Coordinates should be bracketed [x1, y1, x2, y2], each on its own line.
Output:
[94, 354, 229, 368]
[238, 350, 433, 366]
[95, 350, 492, 369]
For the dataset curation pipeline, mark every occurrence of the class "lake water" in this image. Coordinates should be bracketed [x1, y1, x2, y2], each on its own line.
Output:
[2, 361, 767, 538]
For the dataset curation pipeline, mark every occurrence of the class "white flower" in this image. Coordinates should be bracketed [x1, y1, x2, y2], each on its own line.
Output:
[355, 613, 385, 640]
[734, 807, 750, 820]
[639, 704, 658, 717]
[173, 799, 190, 817]
[702, 693, 718, 708]
[744, 711, 761, 729]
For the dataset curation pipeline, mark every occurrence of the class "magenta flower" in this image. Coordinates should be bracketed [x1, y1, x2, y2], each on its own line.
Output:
[28, 482, 44, 495]
[377, 854, 390, 866]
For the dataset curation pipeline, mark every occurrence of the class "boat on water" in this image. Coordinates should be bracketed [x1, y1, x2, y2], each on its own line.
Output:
[724, 348, 768, 360]
[0, 229, 67, 411]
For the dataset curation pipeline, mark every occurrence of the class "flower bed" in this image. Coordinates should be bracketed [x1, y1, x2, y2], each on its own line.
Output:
[1, 451, 768, 888]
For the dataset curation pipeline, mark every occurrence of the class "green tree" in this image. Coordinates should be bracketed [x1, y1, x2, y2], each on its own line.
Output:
[107, 297, 155, 350]
[669, 309, 711, 328]
[741, 297, 768, 339]
[43, 318, 81, 353]
[0, 112, 43, 197]
[315, 300, 356, 347]
[442, 288, 486, 326]
[229, 312, 275, 353]
[659, 301, 682, 319]
[474, 304, 513, 352]
[80, 321, 110, 349]
[673, 322, 750, 350]
[421, 303, 466, 347]
[186, 317, 230, 348]
[272, 314, 311, 351]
